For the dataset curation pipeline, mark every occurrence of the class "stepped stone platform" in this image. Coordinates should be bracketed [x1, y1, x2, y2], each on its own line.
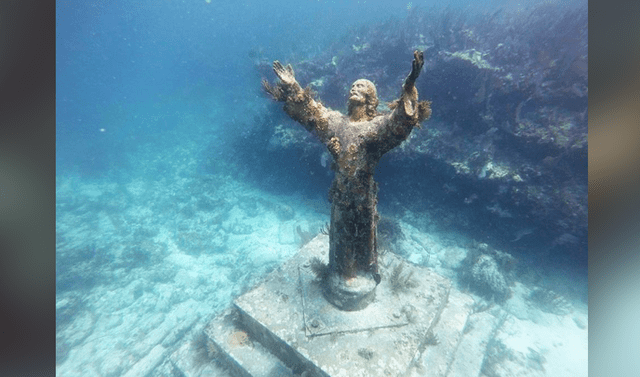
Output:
[158, 235, 506, 377]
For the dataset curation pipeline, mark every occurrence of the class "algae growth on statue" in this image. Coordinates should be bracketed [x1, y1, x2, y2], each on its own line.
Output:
[263, 50, 431, 311]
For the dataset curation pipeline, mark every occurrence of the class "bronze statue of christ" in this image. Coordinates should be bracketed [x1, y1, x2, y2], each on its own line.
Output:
[263, 50, 431, 310]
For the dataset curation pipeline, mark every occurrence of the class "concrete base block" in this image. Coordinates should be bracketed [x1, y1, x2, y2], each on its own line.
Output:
[232, 235, 452, 376]
[164, 234, 503, 377]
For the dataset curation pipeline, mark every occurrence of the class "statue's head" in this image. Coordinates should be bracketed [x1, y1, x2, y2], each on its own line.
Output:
[348, 79, 378, 121]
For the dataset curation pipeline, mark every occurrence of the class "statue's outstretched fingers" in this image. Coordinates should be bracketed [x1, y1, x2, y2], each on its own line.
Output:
[273, 61, 285, 76]
[414, 51, 424, 70]
[409, 51, 424, 82]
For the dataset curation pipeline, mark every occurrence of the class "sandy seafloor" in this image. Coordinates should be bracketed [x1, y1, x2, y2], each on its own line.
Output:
[56, 110, 587, 377]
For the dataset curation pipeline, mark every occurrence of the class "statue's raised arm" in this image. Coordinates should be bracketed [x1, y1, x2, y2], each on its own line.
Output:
[262, 61, 331, 141]
[392, 50, 430, 121]
[404, 49, 424, 90]
[371, 51, 431, 157]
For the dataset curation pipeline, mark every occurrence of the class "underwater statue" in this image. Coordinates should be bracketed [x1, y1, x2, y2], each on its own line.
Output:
[263, 50, 431, 310]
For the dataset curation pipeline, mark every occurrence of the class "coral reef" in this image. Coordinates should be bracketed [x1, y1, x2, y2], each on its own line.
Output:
[424, 329, 440, 346]
[377, 215, 405, 253]
[528, 287, 572, 316]
[481, 338, 514, 377]
[308, 257, 330, 282]
[458, 242, 516, 302]
[388, 261, 419, 296]
[56, 243, 113, 293]
[470, 254, 510, 302]
[319, 222, 330, 236]
[482, 338, 549, 376]
[357, 347, 375, 360]
[191, 331, 215, 367]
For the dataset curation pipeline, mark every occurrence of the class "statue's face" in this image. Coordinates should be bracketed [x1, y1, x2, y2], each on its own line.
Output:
[349, 79, 376, 105]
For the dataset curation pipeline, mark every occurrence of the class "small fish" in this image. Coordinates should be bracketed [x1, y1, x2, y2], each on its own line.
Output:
[511, 228, 535, 242]
[320, 151, 330, 168]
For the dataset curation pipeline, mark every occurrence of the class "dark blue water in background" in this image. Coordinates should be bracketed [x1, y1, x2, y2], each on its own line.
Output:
[56, 0, 388, 171]
[56, 0, 524, 177]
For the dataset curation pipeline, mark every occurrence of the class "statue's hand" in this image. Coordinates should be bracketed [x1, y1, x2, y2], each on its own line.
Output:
[406, 50, 424, 87]
[273, 61, 296, 86]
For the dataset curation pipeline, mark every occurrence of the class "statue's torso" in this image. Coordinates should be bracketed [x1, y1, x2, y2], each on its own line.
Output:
[324, 111, 391, 179]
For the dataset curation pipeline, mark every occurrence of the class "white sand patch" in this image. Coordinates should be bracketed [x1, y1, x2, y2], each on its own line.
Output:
[81, 183, 104, 198]
[165, 251, 197, 268]
[125, 205, 154, 220]
[126, 179, 147, 196]
[496, 309, 587, 377]
[97, 211, 119, 233]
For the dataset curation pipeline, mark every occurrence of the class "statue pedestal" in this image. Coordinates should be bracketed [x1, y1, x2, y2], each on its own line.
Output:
[322, 271, 377, 311]
[215, 234, 454, 376]
[168, 234, 490, 377]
